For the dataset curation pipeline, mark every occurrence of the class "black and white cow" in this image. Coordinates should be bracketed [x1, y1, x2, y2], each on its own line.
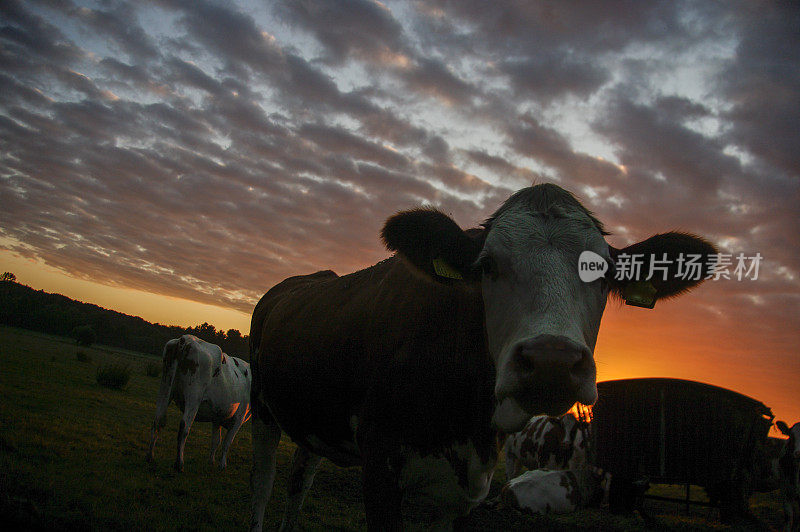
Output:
[248, 184, 714, 530]
[500, 414, 608, 516]
[147, 335, 251, 472]
[504, 414, 589, 482]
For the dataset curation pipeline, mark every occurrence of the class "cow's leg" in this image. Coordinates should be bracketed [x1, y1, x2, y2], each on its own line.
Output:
[250, 412, 282, 532]
[210, 423, 222, 466]
[783, 492, 799, 532]
[175, 394, 201, 472]
[218, 414, 246, 470]
[279, 446, 322, 531]
[147, 358, 177, 463]
[362, 454, 402, 531]
[359, 428, 402, 531]
[505, 449, 521, 482]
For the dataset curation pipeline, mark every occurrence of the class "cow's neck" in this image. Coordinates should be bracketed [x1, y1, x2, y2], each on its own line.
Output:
[364, 257, 496, 459]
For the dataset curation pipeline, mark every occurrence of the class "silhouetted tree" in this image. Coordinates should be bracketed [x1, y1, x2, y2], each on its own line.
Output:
[0, 282, 249, 357]
[198, 322, 216, 337]
[73, 325, 96, 347]
[1, 272, 16, 282]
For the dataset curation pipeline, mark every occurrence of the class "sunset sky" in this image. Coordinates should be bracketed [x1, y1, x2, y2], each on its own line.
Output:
[1, 1, 798, 428]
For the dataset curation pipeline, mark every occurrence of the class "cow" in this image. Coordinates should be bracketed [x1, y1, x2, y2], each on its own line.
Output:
[776, 421, 799, 531]
[504, 414, 589, 482]
[248, 183, 714, 531]
[777, 421, 800, 481]
[750, 437, 789, 494]
[147, 334, 251, 472]
[499, 413, 607, 516]
[742, 421, 799, 530]
[500, 467, 607, 515]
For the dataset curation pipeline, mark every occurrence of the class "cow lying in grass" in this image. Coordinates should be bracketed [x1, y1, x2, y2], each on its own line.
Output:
[499, 413, 607, 515]
[147, 335, 251, 471]
[504, 414, 589, 482]
[501, 467, 608, 515]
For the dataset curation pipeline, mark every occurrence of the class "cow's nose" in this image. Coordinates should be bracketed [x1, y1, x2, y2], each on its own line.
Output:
[514, 334, 593, 383]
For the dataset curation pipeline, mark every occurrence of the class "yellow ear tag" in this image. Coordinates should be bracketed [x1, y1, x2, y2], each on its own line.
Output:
[432, 257, 463, 280]
[623, 281, 657, 309]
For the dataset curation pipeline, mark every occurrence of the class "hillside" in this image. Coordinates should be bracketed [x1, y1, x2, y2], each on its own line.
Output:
[0, 280, 250, 358]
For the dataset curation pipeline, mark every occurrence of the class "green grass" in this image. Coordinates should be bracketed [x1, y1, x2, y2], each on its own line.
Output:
[0, 325, 785, 530]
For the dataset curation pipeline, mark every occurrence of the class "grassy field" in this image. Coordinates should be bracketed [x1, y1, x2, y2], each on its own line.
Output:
[0, 325, 785, 530]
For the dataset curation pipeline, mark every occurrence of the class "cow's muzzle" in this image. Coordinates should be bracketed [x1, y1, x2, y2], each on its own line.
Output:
[493, 334, 597, 432]
[514, 334, 595, 395]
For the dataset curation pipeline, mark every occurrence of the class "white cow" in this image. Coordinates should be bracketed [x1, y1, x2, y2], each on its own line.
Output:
[501, 467, 608, 515]
[147, 335, 251, 471]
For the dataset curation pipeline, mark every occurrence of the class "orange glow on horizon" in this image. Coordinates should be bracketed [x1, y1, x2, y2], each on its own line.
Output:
[1, 247, 797, 430]
[0, 247, 252, 333]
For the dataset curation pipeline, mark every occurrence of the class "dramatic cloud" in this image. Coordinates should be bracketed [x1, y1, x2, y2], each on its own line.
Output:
[718, 2, 800, 178]
[0, 1, 798, 421]
[275, 0, 408, 66]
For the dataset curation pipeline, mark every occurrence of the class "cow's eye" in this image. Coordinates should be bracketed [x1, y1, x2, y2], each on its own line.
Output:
[477, 254, 499, 280]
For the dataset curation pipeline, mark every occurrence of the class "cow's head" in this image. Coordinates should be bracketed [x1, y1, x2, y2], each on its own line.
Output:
[382, 184, 714, 432]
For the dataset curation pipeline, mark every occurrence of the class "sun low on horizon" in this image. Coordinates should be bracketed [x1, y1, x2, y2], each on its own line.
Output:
[1, 0, 798, 432]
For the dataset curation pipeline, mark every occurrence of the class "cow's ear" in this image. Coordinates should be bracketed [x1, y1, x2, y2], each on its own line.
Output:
[776, 421, 791, 436]
[382, 208, 484, 283]
[609, 232, 716, 308]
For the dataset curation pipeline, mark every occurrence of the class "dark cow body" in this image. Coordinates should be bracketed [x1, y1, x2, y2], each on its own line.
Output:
[248, 184, 714, 531]
[253, 258, 494, 461]
[251, 258, 497, 528]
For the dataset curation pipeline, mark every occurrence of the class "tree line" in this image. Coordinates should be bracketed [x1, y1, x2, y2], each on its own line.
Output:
[0, 275, 250, 359]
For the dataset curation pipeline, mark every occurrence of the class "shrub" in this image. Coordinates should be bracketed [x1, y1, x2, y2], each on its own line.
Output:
[76, 350, 91, 363]
[73, 325, 96, 347]
[144, 360, 160, 378]
[96, 363, 131, 390]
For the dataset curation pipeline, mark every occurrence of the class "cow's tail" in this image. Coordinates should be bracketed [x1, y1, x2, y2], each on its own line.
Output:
[154, 356, 178, 428]
[148, 339, 180, 463]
